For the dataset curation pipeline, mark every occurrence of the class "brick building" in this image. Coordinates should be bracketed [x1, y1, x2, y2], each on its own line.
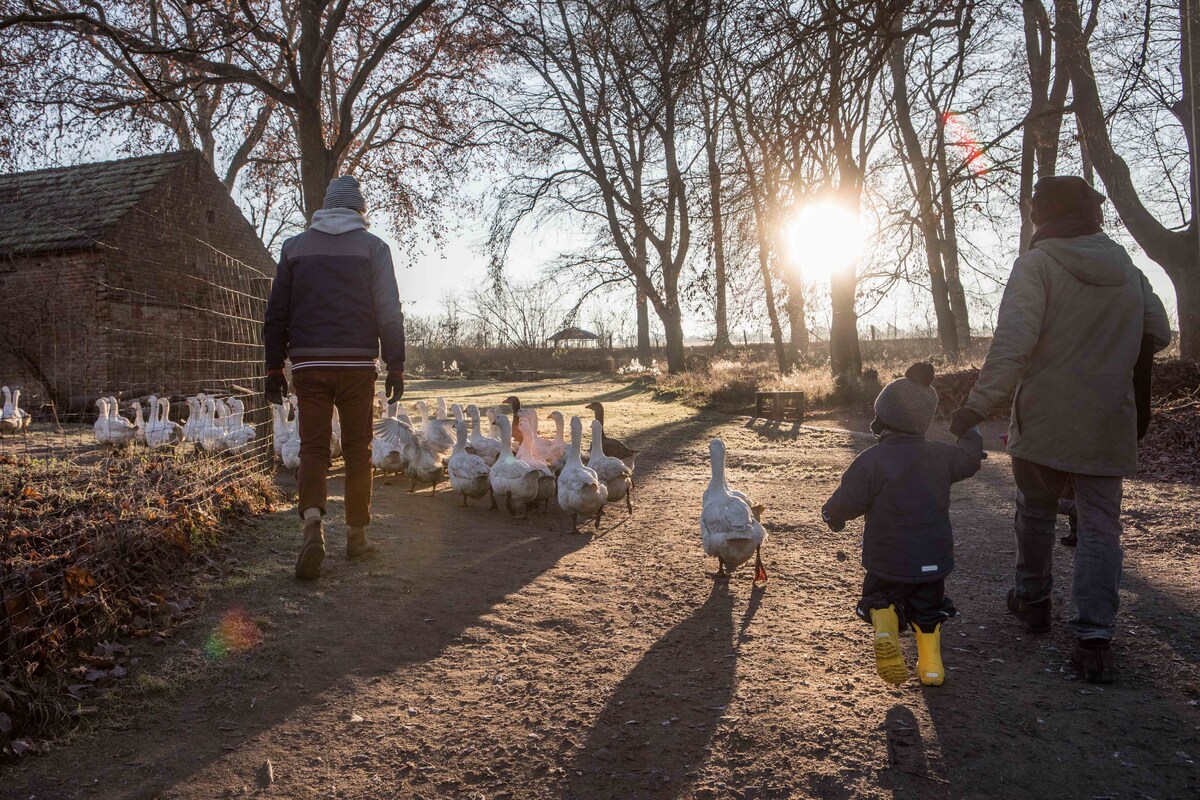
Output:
[0, 151, 274, 416]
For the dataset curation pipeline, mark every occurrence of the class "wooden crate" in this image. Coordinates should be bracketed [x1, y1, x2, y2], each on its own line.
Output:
[754, 391, 805, 421]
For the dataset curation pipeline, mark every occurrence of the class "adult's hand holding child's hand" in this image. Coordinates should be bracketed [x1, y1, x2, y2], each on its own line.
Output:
[949, 406, 985, 438]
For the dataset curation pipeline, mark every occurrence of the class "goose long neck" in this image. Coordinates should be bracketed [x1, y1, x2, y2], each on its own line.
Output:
[497, 415, 512, 453]
[453, 420, 467, 455]
[710, 440, 728, 488]
[569, 417, 583, 466]
[588, 420, 603, 462]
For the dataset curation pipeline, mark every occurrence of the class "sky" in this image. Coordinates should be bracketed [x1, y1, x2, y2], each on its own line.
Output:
[378, 200, 1183, 343]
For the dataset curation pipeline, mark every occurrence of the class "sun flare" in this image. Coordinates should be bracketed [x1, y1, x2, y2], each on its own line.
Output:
[784, 201, 867, 282]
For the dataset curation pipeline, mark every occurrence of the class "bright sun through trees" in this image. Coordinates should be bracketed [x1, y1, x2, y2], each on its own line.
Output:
[784, 200, 868, 282]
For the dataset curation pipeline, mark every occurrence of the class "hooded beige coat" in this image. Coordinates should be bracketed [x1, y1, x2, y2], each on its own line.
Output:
[966, 233, 1171, 476]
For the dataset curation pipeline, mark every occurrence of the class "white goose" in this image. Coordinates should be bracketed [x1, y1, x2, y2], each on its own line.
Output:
[487, 414, 540, 518]
[156, 398, 184, 447]
[520, 408, 559, 465]
[413, 400, 453, 460]
[517, 417, 556, 510]
[545, 411, 568, 474]
[587, 419, 633, 514]
[98, 398, 138, 448]
[448, 417, 491, 507]
[131, 401, 148, 443]
[371, 405, 410, 481]
[556, 415, 608, 533]
[271, 398, 291, 460]
[183, 396, 199, 442]
[402, 425, 445, 495]
[465, 404, 502, 466]
[223, 398, 256, 454]
[93, 397, 110, 443]
[330, 405, 343, 459]
[280, 399, 301, 470]
[197, 398, 229, 453]
[701, 438, 767, 583]
[0, 387, 30, 435]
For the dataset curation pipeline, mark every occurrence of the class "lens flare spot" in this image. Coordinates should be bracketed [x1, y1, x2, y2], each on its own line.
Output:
[943, 112, 990, 176]
[203, 607, 263, 660]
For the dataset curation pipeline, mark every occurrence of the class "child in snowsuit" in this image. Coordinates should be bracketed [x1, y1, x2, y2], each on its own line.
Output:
[821, 363, 984, 686]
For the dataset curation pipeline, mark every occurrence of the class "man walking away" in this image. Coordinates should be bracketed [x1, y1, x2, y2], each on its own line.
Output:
[263, 176, 406, 580]
[950, 176, 1171, 683]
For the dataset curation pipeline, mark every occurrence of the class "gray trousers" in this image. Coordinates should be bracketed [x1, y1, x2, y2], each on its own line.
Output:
[1012, 457, 1124, 640]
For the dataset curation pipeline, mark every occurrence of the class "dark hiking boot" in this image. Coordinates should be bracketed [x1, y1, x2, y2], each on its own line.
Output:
[1072, 638, 1116, 684]
[1006, 589, 1051, 634]
[295, 517, 326, 580]
[346, 527, 377, 560]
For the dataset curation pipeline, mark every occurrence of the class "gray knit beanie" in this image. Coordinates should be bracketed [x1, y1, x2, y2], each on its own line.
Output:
[322, 175, 366, 212]
[873, 363, 939, 435]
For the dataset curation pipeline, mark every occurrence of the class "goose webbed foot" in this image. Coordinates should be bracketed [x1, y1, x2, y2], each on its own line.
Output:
[753, 545, 768, 584]
[707, 559, 731, 583]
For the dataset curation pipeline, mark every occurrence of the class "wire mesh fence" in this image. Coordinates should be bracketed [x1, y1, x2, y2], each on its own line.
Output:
[0, 151, 276, 727]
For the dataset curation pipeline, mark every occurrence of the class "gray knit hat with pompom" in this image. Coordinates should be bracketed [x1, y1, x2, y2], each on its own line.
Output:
[873, 363, 939, 435]
[322, 175, 366, 212]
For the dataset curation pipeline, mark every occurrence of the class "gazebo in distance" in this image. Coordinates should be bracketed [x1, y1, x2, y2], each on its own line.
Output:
[548, 326, 601, 349]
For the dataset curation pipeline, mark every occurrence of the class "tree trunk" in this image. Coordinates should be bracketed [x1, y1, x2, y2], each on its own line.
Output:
[935, 147, 971, 348]
[888, 32, 959, 356]
[829, 263, 862, 378]
[636, 285, 652, 365]
[1056, 0, 1198, 357]
[783, 278, 808, 358]
[662, 307, 687, 374]
[703, 88, 732, 352]
[754, 243, 789, 372]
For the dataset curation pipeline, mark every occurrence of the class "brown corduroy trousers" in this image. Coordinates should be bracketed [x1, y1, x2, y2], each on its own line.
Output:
[292, 369, 376, 528]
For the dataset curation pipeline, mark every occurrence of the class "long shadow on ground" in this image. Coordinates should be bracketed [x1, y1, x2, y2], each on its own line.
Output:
[560, 583, 735, 800]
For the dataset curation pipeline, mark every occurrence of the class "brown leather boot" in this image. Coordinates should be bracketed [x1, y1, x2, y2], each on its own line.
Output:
[1072, 638, 1116, 684]
[346, 526, 377, 560]
[295, 517, 326, 580]
[1006, 589, 1051, 633]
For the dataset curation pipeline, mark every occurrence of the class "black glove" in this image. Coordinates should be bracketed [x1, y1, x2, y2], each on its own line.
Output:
[822, 508, 845, 533]
[265, 370, 288, 406]
[949, 406, 985, 438]
[385, 371, 404, 403]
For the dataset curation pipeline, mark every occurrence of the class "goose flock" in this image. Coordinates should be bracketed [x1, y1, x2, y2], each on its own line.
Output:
[356, 395, 637, 534]
[92, 393, 257, 453]
[274, 390, 768, 580]
[0, 386, 31, 436]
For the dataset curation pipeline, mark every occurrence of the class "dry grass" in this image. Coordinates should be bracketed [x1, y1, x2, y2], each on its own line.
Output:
[0, 451, 280, 754]
[653, 338, 993, 414]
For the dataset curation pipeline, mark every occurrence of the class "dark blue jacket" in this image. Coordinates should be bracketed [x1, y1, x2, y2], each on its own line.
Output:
[822, 430, 984, 583]
[263, 209, 405, 371]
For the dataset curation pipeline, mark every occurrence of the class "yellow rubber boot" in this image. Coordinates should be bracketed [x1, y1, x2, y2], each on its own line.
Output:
[869, 605, 908, 685]
[912, 623, 945, 686]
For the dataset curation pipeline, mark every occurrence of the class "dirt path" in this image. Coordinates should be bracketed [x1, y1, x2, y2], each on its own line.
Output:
[3, 377, 1199, 799]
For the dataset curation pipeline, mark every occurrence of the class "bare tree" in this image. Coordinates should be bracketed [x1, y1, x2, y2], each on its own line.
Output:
[1056, 0, 1197, 357]
[5, 0, 499, 232]
[477, 0, 710, 373]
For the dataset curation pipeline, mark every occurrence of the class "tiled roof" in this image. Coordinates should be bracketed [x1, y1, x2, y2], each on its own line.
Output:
[0, 151, 194, 256]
